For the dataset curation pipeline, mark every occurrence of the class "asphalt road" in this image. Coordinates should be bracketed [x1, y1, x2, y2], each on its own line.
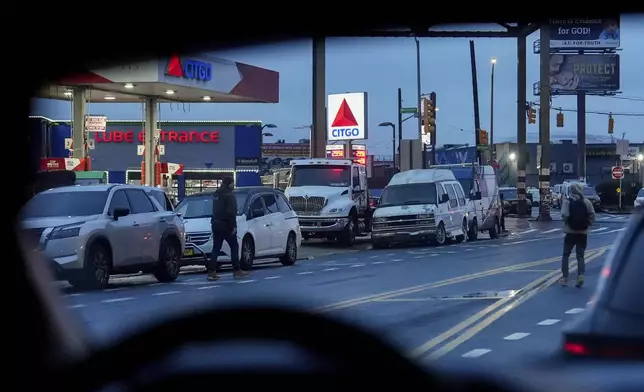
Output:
[59, 215, 630, 366]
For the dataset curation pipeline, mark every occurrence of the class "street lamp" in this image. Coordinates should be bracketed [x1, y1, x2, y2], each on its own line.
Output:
[490, 57, 497, 159]
[261, 124, 277, 131]
[638, 153, 644, 162]
[509, 152, 517, 161]
[379, 122, 396, 171]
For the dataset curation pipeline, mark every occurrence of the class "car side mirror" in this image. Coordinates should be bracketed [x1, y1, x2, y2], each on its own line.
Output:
[113, 207, 130, 221]
[250, 208, 264, 218]
[474, 191, 482, 200]
[441, 194, 449, 203]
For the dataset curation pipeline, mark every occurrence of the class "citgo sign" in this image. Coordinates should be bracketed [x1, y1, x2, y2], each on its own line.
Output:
[327, 92, 368, 141]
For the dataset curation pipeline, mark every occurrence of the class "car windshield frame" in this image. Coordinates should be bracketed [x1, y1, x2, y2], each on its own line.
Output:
[379, 183, 438, 207]
[289, 165, 351, 187]
[176, 192, 248, 218]
[500, 189, 518, 201]
[21, 190, 109, 218]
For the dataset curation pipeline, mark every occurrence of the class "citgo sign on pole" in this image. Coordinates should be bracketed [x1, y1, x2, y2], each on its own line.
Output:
[327, 92, 368, 141]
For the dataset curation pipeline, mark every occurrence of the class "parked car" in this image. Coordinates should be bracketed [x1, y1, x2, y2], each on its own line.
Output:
[176, 187, 302, 270]
[19, 184, 186, 290]
[634, 188, 644, 209]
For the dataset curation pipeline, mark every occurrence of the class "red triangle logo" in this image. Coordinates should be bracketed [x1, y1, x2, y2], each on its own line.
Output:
[166, 55, 183, 77]
[331, 99, 359, 127]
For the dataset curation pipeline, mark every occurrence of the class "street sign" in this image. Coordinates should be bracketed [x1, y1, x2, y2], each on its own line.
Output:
[401, 107, 418, 114]
[611, 166, 624, 180]
[84, 115, 107, 133]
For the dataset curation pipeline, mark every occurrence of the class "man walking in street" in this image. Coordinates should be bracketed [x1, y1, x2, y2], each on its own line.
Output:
[207, 177, 249, 281]
[559, 182, 595, 288]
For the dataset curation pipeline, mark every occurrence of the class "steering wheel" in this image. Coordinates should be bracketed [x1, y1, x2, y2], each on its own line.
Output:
[55, 305, 440, 390]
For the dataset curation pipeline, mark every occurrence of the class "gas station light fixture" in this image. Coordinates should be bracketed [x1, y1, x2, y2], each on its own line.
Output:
[165, 90, 175, 95]
[64, 90, 73, 97]
[104, 96, 116, 100]
[202, 96, 212, 101]
[124, 83, 134, 89]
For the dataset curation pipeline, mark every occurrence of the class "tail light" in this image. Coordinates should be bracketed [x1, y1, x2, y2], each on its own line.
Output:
[563, 334, 644, 360]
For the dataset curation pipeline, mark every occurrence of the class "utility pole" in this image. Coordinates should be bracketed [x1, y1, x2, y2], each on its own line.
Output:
[516, 31, 529, 218]
[537, 26, 552, 221]
[415, 37, 424, 169]
[490, 58, 496, 160]
[577, 49, 587, 181]
[397, 88, 403, 171]
[311, 37, 326, 159]
[430, 91, 437, 166]
[469, 40, 482, 165]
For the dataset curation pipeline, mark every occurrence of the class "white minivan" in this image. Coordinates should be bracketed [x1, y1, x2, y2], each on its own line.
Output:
[371, 169, 469, 248]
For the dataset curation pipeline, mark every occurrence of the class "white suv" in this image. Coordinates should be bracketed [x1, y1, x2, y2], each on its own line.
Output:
[20, 184, 186, 290]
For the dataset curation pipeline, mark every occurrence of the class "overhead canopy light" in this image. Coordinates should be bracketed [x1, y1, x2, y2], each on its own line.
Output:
[104, 96, 116, 100]
[63, 90, 73, 96]
[124, 83, 134, 89]
[165, 90, 175, 95]
[203, 96, 212, 101]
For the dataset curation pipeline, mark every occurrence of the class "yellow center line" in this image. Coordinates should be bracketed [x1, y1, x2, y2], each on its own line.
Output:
[313, 246, 610, 313]
[411, 249, 607, 360]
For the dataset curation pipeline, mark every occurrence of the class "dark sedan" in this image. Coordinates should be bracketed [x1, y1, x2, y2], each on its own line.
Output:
[500, 187, 532, 216]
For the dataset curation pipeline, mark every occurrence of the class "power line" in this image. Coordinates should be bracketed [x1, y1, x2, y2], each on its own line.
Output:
[527, 101, 644, 117]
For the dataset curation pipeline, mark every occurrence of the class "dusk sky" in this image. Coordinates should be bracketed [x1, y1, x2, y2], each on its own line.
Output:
[33, 16, 643, 156]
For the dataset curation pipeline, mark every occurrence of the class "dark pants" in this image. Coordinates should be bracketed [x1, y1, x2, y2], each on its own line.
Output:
[561, 233, 587, 278]
[209, 229, 241, 272]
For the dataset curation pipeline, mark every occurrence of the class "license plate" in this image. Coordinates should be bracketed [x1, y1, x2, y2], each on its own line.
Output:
[183, 248, 194, 257]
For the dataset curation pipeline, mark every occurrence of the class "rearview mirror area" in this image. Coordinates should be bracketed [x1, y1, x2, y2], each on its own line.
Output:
[441, 194, 449, 204]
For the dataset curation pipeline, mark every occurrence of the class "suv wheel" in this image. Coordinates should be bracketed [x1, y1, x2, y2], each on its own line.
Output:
[240, 236, 255, 270]
[154, 238, 181, 282]
[280, 233, 298, 266]
[467, 220, 479, 241]
[433, 222, 447, 246]
[339, 216, 356, 247]
[69, 242, 111, 290]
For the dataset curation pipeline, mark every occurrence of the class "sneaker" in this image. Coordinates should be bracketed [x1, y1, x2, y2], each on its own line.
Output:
[575, 275, 584, 288]
[233, 270, 250, 279]
[558, 277, 568, 286]
[207, 271, 221, 281]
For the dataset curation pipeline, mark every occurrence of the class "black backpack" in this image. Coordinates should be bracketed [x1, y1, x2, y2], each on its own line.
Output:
[568, 197, 590, 231]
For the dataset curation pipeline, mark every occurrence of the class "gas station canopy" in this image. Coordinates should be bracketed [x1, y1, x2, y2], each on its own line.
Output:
[37, 54, 279, 103]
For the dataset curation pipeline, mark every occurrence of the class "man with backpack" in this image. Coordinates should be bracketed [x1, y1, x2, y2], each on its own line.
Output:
[559, 183, 596, 287]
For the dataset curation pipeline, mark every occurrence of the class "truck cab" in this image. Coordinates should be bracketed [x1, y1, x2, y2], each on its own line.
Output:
[284, 159, 371, 246]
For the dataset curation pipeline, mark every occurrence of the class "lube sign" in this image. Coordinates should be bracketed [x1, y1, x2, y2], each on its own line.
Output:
[327, 92, 368, 141]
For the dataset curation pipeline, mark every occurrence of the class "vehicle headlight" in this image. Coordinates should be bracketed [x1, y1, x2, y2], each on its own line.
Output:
[417, 213, 432, 219]
[373, 217, 385, 223]
[48, 225, 82, 240]
[327, 207, 347, 214]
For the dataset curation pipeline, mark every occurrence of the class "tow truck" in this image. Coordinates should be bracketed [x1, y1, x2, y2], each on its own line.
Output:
[284, 159, 372, 246]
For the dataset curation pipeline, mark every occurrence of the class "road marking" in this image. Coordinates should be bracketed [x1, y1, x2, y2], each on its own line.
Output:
[369, 255, 378, 259]
[105, 288, 125, 292]
[591, 227, 608, 233]
[521, 229, 538, 234]
[68, 304, 86, 309]
[153, 291, 180, 296]
[386, 253, 395, 256]
[323, 268, 339, 271]
[102, 297, 134, 303]
[237, 279, 257, 284]
[149, 283, 165, 287]
[350, 264, 365, 268]
[297, 271, 313, 275]
[537, 319, 560, 326]
[264, 276, 281, 280]
[414, 256, 424, 259]
[393, 259, 403, 262]
[565, 308, 585, 314]
[605, 228, 627, 234]
[504, 332, 530, 340]
[411, 249, 606, 360]
[506, 269, 555, 273]
[462, 349, 490, 358]
[315, 248, 607, 314]
[373, 261, 386, 264]
[542, 228, 561, 234]
[197, 285, 220, 290]
[63, 293, 83, 298]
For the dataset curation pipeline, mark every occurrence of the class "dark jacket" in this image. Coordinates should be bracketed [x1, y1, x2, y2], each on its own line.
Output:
[211, 186, 237, 233]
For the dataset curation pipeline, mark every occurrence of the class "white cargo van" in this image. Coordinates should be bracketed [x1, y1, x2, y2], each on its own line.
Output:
[430, 164, 503, 240]
[371, 169, 469, 248]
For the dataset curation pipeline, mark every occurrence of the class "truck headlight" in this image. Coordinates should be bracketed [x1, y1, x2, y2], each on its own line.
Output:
[327, 207, 347, 214]
[48, 225, 82, 240]
[373, 217, 385, 223]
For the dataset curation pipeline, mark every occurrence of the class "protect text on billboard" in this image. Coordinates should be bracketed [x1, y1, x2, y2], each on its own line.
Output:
[548, 54, 619, 93]
[548, 17, 620, 49]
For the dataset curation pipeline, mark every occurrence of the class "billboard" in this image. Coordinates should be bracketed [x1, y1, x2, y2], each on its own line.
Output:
[327, 92, 368, 141]
[548, 54, 619, 92]
[262, 143, 310, 158]
[549, 17, 620, 49]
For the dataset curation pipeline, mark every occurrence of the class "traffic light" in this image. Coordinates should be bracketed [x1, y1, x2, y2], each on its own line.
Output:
[608, 113, 614, 134]
[479, 129, 489, 146]
[556, 110, 564, 128]
[527, 105, 536, 124]
[422, 97, 436, 135]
